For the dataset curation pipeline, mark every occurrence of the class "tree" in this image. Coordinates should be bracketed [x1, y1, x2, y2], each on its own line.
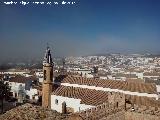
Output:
[0, 81, 11, 113]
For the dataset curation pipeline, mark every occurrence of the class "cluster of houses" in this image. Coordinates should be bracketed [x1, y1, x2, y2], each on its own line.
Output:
[1, 53, 160, 114]
[0, 70, 41, 104]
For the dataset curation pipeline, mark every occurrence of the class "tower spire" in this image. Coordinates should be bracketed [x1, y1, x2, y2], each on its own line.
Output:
[42, 45, 53, 108]
[43, 44, 53, 64]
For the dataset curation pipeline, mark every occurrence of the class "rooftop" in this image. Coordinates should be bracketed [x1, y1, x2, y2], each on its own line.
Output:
[61, 75, 157, 94]
[0, 103, 67, 120]
[53, 85, 108, 106]
[9, 75, 38, 83]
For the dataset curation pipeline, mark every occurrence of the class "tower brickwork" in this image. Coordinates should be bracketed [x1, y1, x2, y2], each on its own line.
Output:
[42, 47, 53, 108]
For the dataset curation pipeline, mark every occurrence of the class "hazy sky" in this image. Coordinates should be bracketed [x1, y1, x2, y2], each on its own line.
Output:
[0, 0, 160, 62]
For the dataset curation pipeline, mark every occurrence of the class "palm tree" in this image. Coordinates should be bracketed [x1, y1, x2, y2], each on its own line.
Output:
[0, 81, 11, 113]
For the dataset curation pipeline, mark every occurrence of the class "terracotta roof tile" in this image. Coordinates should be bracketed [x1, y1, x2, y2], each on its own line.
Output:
[61, 76, 157, 94]
[9, 75, 38, 83]
[53, 85, 108, 106]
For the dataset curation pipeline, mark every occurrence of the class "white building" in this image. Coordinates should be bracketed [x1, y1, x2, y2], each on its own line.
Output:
[8, 75, 39, 101]
[51, 85, 108, 113]
[51, 75, 159, 113]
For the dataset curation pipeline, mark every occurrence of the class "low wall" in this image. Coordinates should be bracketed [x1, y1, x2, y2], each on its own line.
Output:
[74, 103, 125, 120]
[125, 111, 160, 120]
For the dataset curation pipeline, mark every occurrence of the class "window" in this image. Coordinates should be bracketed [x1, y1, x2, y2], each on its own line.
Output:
[50, 70, 53, 81]
[15, 93, 17, 98]
[116, 102, 118, 107]
[44, 70, 46, 80]
[32, 96, 35, 100]
[55, 99, 58, 105]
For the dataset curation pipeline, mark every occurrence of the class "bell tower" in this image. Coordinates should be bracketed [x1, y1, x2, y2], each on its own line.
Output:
[42, 46, 53, 108]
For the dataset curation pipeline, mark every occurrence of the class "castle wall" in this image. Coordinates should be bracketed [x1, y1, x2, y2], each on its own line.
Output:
[125, 111, 160, 120]
[75, 103, 125, 120]
[99, 111, 125, 120]
[73, 103, 160, 120]
[108, 92, 125, 106]
[71, 91, 160, 120]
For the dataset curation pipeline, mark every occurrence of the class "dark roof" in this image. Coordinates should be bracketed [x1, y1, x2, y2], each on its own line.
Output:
[9, 75, 38, 84]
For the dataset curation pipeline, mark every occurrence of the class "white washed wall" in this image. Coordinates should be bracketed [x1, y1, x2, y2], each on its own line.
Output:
[9, 82, 25, 93]
[51, 95, 94, 113]
[26, 88, 38, 100]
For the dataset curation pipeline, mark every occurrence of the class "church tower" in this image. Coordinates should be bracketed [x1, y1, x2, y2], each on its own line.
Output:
[42, 46, 53, 108]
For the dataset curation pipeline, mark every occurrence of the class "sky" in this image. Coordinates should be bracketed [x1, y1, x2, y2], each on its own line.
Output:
[0, 0, 160, 62]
